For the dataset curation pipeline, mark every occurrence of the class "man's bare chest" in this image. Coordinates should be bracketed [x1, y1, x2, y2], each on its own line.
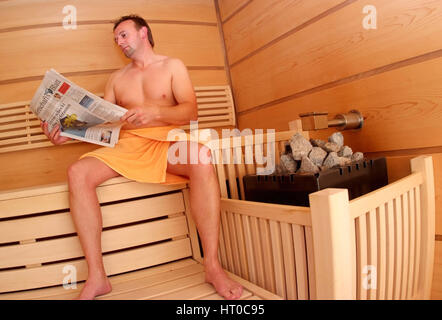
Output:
[113, 68, 175, 108]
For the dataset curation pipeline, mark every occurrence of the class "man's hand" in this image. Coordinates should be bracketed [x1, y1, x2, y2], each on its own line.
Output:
[40, 121, 72, 145]
[120, 105, 160, 127]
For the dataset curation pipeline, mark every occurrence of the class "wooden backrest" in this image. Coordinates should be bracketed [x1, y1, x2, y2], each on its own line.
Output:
[0, 85, 236, 154]
[0, 179, 194, 294]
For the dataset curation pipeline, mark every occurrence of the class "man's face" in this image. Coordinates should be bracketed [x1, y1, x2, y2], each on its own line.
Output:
[114, 20, 142, 58]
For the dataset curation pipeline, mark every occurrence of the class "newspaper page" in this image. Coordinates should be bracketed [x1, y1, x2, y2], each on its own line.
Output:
[30, 69, 128, 147]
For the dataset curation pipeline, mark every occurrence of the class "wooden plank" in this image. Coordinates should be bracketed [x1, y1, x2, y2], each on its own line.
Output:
[0, 0, 217, 30]
[0, 216, 189, 269]
[413, 186, 422, 297]
[304, 226, 316, 300]
[407, 188, 416, 298]
[269, 220, 286, 299]
[0, 239, 192, 293]
[220, 198, 311, 226]
[401, 191, 410, 299]
[226, 211, 241, 275]
[350, 173, 423, 219]
[152, 282, 216, 300]
[259, 218, 276, 293]
[280, 222, 297, 300]
[367, 209, 377, 300]
[0, 181, 186, 219]
[242, 215, 257, 284]
[394, 196, 403, 299]
[45, 262, 205, 300]
[103, 272, 207, 300]
[220, 210, 234, 272]
[234, 213, 249, 280]
[0, 192, 185, 244]
[236, 152, 247, 200]
[250, 216, 265, 289]
[309, 188, 356, 299]
[386, 200, 395, 299]
[356, 214, 368, 300]
[411, 156, 436, 299]
[0, 24, 224, 82]
[223, 0, 345, 64]
[377, 203, 387, 300]
[292, 224, 308, 300]
[0, 259, 198, 300]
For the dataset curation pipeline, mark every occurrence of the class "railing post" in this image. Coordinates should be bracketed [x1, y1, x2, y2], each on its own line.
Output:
[309, 188, 356, 299]
[410, 156, 435, 299]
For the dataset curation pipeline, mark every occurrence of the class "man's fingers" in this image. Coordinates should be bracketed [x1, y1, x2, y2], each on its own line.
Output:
[121, 109, 137, 122]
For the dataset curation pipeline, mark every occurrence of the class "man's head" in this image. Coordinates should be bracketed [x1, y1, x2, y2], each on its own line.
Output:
[113, 15, 155, 49]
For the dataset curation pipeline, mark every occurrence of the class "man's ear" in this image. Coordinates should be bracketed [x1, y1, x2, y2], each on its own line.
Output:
[140, 26, 148, 40]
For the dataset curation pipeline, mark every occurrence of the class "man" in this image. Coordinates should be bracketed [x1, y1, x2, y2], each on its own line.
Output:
[41, 15, 243, 300]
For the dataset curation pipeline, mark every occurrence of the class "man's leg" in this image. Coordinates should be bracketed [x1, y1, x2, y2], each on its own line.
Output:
[167, 141, 243, 299]
[67, 157, 120, 300]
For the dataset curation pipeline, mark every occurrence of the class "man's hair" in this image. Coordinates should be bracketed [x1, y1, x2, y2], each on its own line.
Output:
[113, 15, 155, 48]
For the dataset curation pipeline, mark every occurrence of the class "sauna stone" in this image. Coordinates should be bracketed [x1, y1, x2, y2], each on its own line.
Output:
[329, 132, 344, 148]
[323, 152, 341, 169]
[323, 142, 341, 153]
[299, 156, 320, 174]
[280, 154, 298, 173]
[351, 152, 364, 162]
[290, 133, 313, 160]
[338, 146, 353, 158]
[309, 147, 327, 167]
[310, 139, 326, 149]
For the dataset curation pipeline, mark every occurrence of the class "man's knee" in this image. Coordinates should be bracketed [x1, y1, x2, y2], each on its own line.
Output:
[67, 160, 96, 189]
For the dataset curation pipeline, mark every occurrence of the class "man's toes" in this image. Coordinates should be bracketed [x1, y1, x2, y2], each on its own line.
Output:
[232, 286, 243, 299]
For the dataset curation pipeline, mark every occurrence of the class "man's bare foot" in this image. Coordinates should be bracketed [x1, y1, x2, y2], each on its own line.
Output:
[205, 263, 243, 300]
[75, 276, 112, 300]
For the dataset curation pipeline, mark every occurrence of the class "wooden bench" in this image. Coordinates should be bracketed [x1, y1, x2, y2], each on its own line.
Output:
[0, 127, 436, 300]
[0, 177, 280, 300]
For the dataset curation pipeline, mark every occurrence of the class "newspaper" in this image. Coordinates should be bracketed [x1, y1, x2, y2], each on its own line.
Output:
[30, 69, 127, 147]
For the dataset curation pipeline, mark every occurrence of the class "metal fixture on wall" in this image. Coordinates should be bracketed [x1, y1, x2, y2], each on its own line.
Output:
[299, 110, 364, 131]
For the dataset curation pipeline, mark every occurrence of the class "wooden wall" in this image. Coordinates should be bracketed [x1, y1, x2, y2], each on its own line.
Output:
[217, 0, 442, 299]
[0, 0, 228, 190]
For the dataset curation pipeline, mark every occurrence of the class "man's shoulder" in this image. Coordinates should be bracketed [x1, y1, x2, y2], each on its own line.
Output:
[163, 57, 187, 73]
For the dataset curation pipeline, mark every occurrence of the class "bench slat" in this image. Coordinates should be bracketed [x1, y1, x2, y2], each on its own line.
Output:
[0, 258, 198, 300]
[0, 181, 187, 219]
[0, 238, 192, 293]
[0, 193, 185, 244]
[0, 216, 189, 268]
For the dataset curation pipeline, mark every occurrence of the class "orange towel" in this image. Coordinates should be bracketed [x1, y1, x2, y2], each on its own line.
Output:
[80, 125, 191, 185]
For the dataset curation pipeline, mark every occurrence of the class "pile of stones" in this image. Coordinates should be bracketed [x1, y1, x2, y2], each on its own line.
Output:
[276, 132, 364, 175]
